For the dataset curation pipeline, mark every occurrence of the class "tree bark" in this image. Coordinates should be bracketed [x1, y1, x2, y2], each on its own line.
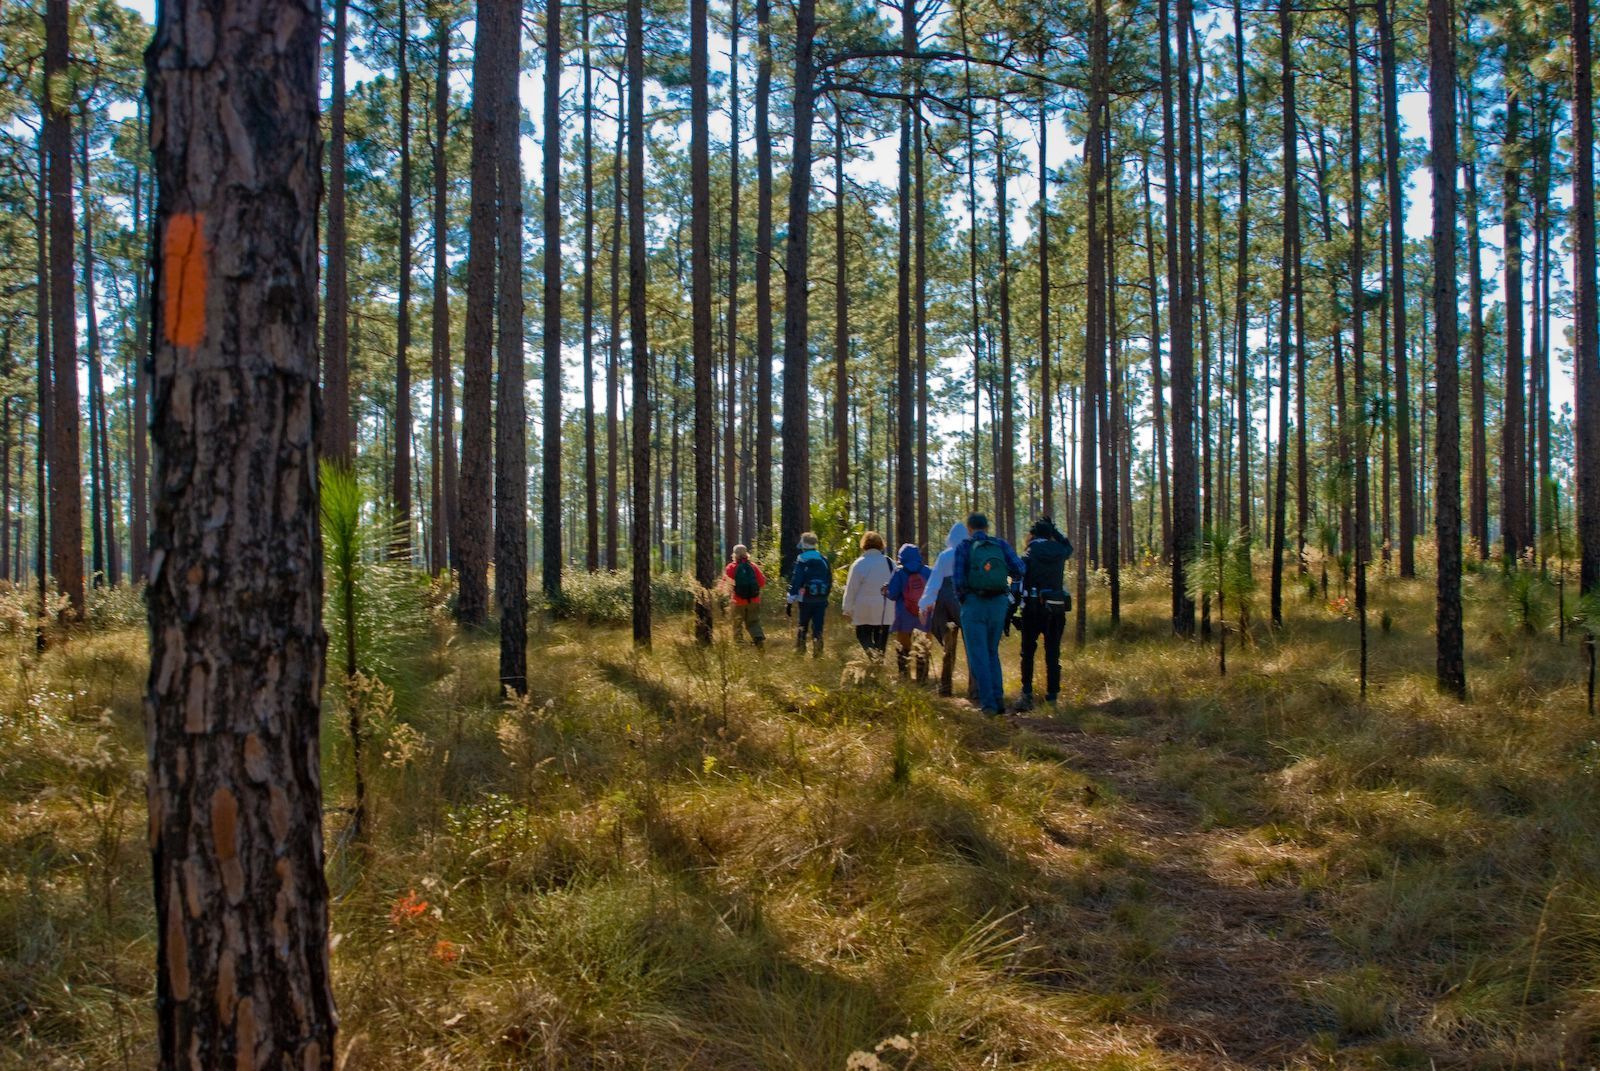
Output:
[457, 0, 501, 625]
[44, 0, 82, 619]
[145, 0, 338, 1060]
[1039, 95, 1053, 520]
[323, 0, 352, 468]
[628, 0, 653, 643]
[894, 1, 915, 548]
[777, 0, 816, 575]
[1231, 0, 1251, 544]
[1270, 0, 1297, 627]
[540, 0, 563, 602]
[1169, 0, 1198, 634]
[996, 105, 1016, 539]
[429, 14, 455, 576]
[725, 0, 742, 552]
[1349, 0, 1370, 694]
[34, 129, 50, 619]
[754, 0, 774, 537]
[1141, 149, 1171, 561]
[1377, 0, 1414, 575]
[691, 0, 716, 642]
[394, 0, 415, 559]
[497, 0, 528, 691]
[582, 0, 600, 572]
[1463, 78, 1489, 558]
[1575, 0, 1600, 601]
[1429, 0, 1466, 696]
[833, 111, 850, 494]
[1500, 69, 1529, 562]
[607, 70, 624, 569]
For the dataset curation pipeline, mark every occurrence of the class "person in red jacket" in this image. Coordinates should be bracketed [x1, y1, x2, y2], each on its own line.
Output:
[722, 544, 767, 647]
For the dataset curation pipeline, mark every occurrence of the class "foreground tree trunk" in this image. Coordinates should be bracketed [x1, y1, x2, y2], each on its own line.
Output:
[691, 0, 716, 642]
[145, 0, 338, 1061]
[44, 0, 83, 619]
[429, 14, 455, 576]
[1430, 0, 1466, 696]
[540, 0, 562, 602]
[1270, 0, 1297, 627]
[582, 0, 599, 572]
[393, 0, 415, 558]
[754, 0, 774, 536]
[1576, 0, 1600, 602]
[498, 0, 529, 692]
[457, 0, 501, 625]
[777, 0, 816, 574]
[628, 0, 653, 644]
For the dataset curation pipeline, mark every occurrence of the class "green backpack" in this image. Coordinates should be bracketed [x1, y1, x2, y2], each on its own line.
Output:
[966, 537, 1010, 595]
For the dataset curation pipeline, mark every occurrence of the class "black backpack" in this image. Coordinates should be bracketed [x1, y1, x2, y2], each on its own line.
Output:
[732, 559, 761, 599]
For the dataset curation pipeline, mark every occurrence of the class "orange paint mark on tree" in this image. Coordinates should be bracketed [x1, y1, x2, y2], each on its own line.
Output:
[163, 212, 208, 348]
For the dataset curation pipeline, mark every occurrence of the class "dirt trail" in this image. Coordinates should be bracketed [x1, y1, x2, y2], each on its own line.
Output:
[1013, 712, 1348, 1068]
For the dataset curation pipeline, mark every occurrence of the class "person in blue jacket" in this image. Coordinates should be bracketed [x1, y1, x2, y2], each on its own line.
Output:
[884, 543, 932, 680]
[951, 513, 1025, 715]
[786, 531, 833, 658]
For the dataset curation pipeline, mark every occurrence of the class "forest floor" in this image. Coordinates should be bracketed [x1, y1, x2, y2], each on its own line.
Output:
[3, 563, 1600, 1070]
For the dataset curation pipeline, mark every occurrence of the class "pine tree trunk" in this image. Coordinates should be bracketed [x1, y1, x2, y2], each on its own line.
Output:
[457, 0, 501, 625]
[80, 127, 106, 589]
[145, 0, 338, 1060]
[581, 0, 600, 572]
[894, 3, 915, 548]
[1501, 77, 1528, 563]
[130, 101, 149, 584]
[754, 0, 774, 538]
[497, 0, 528, 692]
[1270, 0, 1297, 626]
[1429, 0, 1466, 696]
[914, 89, 929, 549]
[323, 0, 352, 468]
[833, 112, 850, 494]
[1141, 151, 1172, 561]
[33, 129, 49, 619]
[996, 108, 1016, 539]
[393, 0, 415, 560]
[429, 15, 455, 576]
[691, 0, 716, 642]
[777, 0, 816, 575]
[1039, 97, 1054, 520]
[1349, 0, 1370, 695]
[1169, 0, 1198, 634]
[1463, 80, 1489, 559]
[1232, 0, 1251, 544]
[1378, 0, 1414, 575]
[607, 75, 624, 569]
[628, 0, 653, 643]
[539, 0, 562, 601]
[1575, 0, 1600, 600]
[44, 0, 82, 619]
[1077, 0, 1105, 647]
[725, 0, 742, 552]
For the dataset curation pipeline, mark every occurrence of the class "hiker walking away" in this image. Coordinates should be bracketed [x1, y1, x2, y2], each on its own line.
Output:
[842, 531, 895, 657]
[918, 521, 972, 697]
[786, 531, 833, 658]
[951, 513, 1025, 716]
[1012, 517, 1073, 711]
[722, 544, 768, 648]
[885, 541, 932, 680]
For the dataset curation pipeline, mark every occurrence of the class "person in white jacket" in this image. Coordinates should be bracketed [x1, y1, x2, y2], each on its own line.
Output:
[842, 531, 895, 657]
[919, 521, 971, 696]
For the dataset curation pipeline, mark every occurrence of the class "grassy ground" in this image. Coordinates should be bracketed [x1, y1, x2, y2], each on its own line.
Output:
[2, 563, 1599, 1069]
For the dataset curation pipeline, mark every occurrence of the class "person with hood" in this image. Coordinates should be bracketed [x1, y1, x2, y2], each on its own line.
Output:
[842, 531, 895, 656]
[1013, 517, 1074, 710]
[722, 544, 767, 648]
[919, 521, 973, 697]
[786, 531, 833, 657]
[884, 541, 932, 680]
[950, 513, 1025, 716]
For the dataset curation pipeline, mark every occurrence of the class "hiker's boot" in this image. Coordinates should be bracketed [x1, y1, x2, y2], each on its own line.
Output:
[795, 630, 807, 654]
[1044, 692, 1057, 705]
[811, 635, 824, 659]
[754, 636, 765, 652]
[897, 647, 910, 679]
[914, 654, 929, 684]
[1010, 692, 1035, 714]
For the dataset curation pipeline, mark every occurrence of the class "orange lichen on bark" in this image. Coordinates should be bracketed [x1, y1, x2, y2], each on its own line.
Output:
[163, 212, 208, 348]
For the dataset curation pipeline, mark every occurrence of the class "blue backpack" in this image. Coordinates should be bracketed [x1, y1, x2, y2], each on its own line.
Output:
[797, 554, 832, 599]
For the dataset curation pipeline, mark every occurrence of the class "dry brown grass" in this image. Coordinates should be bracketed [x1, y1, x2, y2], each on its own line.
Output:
[1, 561, 1596, 1069]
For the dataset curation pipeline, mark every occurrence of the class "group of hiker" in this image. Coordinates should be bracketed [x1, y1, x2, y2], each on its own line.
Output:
[722, 513, 1075, 717]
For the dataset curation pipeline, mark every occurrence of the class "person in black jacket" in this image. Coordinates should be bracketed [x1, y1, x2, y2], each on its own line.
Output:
[1012, 516, 1073, 711]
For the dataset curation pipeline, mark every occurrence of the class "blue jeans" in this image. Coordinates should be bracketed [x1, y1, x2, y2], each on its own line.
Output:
[960, 594, 1010, 712]
[797, 601, 827, 638]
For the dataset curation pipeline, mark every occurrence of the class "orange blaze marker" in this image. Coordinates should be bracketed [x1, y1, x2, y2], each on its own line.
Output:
[163, 212, 208, 348]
